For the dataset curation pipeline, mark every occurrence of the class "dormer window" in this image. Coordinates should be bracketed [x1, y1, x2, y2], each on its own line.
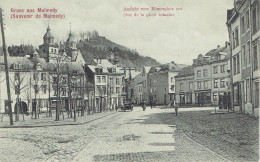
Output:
[95, 67, 103, 73]
[112, 67, 116, 73]
[36, 64, 43, 71]
[14, 63, 21, 70]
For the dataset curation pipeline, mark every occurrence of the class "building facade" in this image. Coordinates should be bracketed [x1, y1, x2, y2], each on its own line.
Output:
[175, 66, 195, 106]
[148, 61, 187, 105]
[227, 0, 260, 117]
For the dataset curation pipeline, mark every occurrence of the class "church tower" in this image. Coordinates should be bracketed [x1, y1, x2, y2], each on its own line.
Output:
[38, 26, 59, 62]
[64, 26, 85, 65]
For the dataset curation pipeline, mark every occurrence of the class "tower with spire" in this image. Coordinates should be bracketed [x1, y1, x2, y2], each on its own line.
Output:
[38, 25, 59, 62]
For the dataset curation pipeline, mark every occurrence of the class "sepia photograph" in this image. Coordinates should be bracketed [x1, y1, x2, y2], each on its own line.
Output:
[0, 0, 259, 161]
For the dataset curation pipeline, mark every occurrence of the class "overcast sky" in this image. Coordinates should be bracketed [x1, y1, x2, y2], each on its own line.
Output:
[0, 0, 234, 65]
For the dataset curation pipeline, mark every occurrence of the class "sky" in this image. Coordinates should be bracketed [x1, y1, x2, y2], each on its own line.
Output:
[0, 0, 234, 65]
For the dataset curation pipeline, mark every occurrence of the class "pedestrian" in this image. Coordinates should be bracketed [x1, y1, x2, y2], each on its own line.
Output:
[142, 100, 146, 111]
[150, 98, 153, 109]
[115, 104, 118, 111]
[174, 101, 179, 116]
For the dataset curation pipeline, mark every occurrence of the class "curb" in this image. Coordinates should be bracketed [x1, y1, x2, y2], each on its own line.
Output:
[0, 111, 118, 129]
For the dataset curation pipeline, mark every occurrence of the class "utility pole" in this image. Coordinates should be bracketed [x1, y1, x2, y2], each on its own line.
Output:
[0, 8, 13, 125]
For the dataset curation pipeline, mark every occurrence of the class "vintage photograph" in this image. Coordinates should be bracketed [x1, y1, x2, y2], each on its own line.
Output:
[0, 0, 259, 161]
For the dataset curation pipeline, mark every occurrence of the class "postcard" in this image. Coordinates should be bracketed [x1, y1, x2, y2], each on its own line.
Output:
[0, 0, 259, 161]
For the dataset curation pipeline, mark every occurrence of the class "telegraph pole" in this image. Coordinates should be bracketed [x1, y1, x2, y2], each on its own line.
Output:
[0, 8, 13, 125]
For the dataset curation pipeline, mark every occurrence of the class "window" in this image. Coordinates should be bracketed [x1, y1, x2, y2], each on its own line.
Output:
[14, 73, 20, 81]
[220, 79, 225, 88]
[252, 7, 257, 34]
[237, 54, 240, 73]
[247, 41, 250, 66]
[116, 78, 120, 85]
[241, 16, 245, 33]
[180, 83, 183, 91]
[62, 88, 66, 96]
[15, 85, 20, 94]
[203, 69, 207, 77]
[41, 73, 46, 81]
[246, 10, 250, 29]
[112, 67, 116, 73]
[253, 45, 258, 70]
[54, 90, 57, 96]
[189, 82, 193, 90]
[102, 87, 106, 94]
[243, 45, 246, 67]
[213, 66, 218, 74]
[116, 87, 120, 94]
[204, 81, 208, 89]
[109, 78, 113, 85]
[235, 28, 239, 47]
[233, 57, 237, 74]
[109, 87, 114, 94]
[14, 63, 20, 70]
[34, 85, 39, 93]
[214, 79, 218, 88]
[36, 64, 43, 71]
[232, 28, 239, 49]
[187, 93, 192, 103]
[213, 93, 218, 101]
[220, 65, 225, 73]
[53, 77, 57, 84]
[246, 79, 250, 103]
[170, 85, 174, 91]
[97, 76, 101, 83]
[197, 82, 201, 89]
[171, 77, 174, 83]
[42, 85, 47, 94]
[102, 76, 106, 83]
[197, 70, 201, 78]
[33, 72, 38, 80]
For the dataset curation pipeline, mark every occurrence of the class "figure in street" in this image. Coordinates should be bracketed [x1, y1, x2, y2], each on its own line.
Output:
[142, 100, 146, 111]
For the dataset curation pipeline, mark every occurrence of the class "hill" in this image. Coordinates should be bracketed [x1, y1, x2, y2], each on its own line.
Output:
[77, 35, 160, 68]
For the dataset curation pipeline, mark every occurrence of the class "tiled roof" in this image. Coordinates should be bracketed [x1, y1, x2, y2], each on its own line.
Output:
[175, 66, 194, 78]
[149, 62, 188, 74]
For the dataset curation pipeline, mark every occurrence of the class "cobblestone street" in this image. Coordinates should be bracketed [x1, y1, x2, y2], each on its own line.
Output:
[0, 107, 234, 162]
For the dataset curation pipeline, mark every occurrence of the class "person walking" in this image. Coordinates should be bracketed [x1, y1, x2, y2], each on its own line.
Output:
[142, 100, 146, 111]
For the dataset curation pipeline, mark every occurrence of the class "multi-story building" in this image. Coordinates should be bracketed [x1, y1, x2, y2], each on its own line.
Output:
[210, 48, 231, 106]
[193, 54, 212, 106]
[227, 0, 260, 117]
[175, 66, 195, 106]
[148, 61, 187, 105]
[227, 2, 243, 112]
[0, 26, 86, 117]
[85, 58, 125, 111]
[130, 66, 150, 105]
[192, 44, 230, 106]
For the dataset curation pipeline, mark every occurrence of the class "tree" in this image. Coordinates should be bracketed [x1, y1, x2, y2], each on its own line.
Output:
[31, 64, 48, 119]
[48, 57, 67, 121]
[9, 61, 30, 121]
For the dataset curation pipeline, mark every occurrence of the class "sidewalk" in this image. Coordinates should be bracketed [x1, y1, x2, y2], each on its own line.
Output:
[0, 110, 117, 128]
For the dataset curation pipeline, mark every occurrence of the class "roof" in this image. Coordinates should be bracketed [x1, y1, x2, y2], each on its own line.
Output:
[149, 61, 188, 74]
[43, 26, 54, 38]
[66, 32, 76, 43]
[175, 66, 194, 78]
[144, 66, 151, 73]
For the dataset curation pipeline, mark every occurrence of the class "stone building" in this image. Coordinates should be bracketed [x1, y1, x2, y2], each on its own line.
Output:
[175, 66, 195, 106]
[130, 66, 150, 105]
[227, 0, 260, 117]
[192, 44, 230, 106]
[148, 61, 187, 105]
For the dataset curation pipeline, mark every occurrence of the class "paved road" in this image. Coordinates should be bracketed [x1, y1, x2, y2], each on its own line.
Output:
[0, 107, 228, 162]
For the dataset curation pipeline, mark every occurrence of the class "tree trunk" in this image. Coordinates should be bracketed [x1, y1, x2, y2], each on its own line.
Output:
[74, 98, 76, 121]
